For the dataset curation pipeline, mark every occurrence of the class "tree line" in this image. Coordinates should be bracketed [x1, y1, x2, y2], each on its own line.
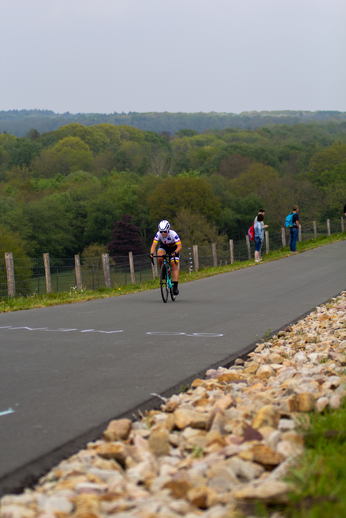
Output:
[1, 109, 346, 137]
[0, 120, 345, 263]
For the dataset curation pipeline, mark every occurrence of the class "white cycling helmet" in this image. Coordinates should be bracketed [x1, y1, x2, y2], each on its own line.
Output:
[158, 220, 170, 232]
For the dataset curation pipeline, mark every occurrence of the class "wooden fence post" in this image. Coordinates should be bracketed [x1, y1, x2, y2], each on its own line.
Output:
[229, 239, 234, 264]
[327, 219, 331, 237]
[265, 231, 269, 254]
[43, 253, 52, 294]
[102, 253, 111, 288]
[75, 254, 83, 290]
[212, 243, 217, 267]
[193, 245, 199, 272]
[281, 228, 286, 248]
[5, 252, 15, 297]
[313, 221, 317, 239]
[151, 256, 158, 279]
[245, 235, 251, 260]
[342, 217, 345, 233]
[129, 252, 135, 283]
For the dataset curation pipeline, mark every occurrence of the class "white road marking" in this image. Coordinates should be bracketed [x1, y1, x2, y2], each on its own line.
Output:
[0, 327, 221, 337]
[186, 333, 223, 337]
[146, 332, 223, 337]
[0, 408, 14, 417]
[9, 327, 48, 331]
[51, 328, 78, 332]
[146, 332, 187, 336]
[80, 329, 123, 334]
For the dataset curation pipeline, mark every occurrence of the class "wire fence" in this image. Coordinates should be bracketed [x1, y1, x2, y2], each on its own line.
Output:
[1, 217, 345, 298]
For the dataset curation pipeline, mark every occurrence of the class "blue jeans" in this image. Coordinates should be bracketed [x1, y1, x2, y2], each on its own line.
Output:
[255, 236, 262, 252]
[290, 228, 299, 251]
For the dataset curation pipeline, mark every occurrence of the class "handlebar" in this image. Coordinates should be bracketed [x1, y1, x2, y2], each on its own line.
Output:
[150, 253, 177, 265]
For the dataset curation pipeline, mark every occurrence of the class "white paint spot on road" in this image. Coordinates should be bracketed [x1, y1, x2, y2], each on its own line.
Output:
[80, 329, 123, 334]
[146, 332, 223, 338]
[0, 408, 15, 417]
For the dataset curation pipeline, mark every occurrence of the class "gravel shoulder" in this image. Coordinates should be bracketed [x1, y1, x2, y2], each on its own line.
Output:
[1, 291, 346, 518]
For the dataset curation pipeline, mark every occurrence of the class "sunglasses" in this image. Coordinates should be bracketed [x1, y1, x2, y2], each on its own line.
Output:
[161, 230, 169, 233]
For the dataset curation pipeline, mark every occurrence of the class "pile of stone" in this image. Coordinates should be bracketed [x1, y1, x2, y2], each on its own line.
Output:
[1, 291, 346, 518]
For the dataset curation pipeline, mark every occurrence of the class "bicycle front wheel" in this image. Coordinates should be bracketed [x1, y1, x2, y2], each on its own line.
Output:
[160, 264, 169, 303]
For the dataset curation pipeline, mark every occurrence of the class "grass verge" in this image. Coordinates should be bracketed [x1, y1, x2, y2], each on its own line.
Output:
[260, 401, 346, 518]
[1, 231, 345, 313]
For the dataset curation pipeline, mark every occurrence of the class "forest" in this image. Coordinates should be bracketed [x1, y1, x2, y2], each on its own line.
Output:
[1, 109, 346, 137]
[0, 119, 346, 262]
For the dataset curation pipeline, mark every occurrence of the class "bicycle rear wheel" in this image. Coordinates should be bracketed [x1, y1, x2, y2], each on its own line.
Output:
[170, 287, 176, 301]
[160, 264, 169, 303]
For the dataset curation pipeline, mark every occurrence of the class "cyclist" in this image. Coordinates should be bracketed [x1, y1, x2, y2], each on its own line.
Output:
[150, 220, 182, 295]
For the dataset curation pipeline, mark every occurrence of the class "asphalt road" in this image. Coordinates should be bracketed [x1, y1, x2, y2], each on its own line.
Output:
[0, 241, 345, 495]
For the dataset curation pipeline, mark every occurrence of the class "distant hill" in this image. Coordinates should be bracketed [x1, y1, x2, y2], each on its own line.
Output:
[1, 109, 346, 137]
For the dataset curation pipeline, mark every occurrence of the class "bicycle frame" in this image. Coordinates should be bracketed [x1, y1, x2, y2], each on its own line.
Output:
[166, 259, 173, 290]
[151, 253, 177, 303]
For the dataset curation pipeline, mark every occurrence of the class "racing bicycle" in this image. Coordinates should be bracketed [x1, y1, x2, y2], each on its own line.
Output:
[151, 253, 177, 303]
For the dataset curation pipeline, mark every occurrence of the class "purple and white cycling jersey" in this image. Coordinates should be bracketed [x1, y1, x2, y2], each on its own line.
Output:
[153, 230, 181, 247]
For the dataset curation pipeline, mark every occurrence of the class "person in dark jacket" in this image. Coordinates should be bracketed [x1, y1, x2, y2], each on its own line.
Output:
[290, 205, 299, 252]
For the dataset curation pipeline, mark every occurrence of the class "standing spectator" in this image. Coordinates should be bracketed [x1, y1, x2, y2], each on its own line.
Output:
[254, 213, 264, 262]
[289, 205, 299, 252]
[254, 209, 269, 259]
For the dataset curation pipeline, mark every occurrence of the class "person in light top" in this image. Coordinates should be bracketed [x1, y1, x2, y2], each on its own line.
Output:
[254, 209, 268, 260]
[150, 220, 182, 295]
[254, 213, 264, 263]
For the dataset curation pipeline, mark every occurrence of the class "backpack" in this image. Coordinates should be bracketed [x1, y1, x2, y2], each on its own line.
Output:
[248, 224, 255, 241]
[285, 212, 294, 228]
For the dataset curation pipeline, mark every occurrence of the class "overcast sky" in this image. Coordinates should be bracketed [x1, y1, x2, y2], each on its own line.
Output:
[0, 0, 345, 114]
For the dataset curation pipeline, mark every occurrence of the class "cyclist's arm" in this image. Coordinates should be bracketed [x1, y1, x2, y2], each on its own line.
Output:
[175, 242, 182, 254]
[150, 240, 158, 255]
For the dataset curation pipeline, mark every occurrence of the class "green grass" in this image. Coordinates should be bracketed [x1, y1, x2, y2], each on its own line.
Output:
[271, 401, 346, 518]
[254, 402, 346, 518]
[1, 231, 345, 313]
[0, 282, 158, 312]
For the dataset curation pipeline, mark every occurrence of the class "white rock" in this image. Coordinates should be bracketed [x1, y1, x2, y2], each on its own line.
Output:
[75, 482, 106, 494]
[150, 475, 172, 493]
[0, 506, 36, 518]
[234, 481, 290, 503]
[278, 419, 296, 431]
[0, 496, 35, 508]
[38, 496, 74, 514]
[322, 376, 340, 390]
[330, 394, 343, 409]
[168, 499, 193, 514]
[267, 431, 282, 450]
[208, 464, 239, 484]
[276, 440, 303, 458]
[315, 397, 329, 413]
[226, 456, 264, 481]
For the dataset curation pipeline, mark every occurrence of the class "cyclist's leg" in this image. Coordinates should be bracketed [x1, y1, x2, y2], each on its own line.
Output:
[171, 256, 179, 281]
[157, 248, 166, 268]
[170, 252, 180, 294]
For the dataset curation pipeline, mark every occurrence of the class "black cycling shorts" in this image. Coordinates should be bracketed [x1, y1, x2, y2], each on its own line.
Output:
[157, 243, 180, 261]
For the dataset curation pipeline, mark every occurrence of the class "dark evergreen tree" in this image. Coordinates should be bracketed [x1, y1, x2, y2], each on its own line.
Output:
[26, 128, 40, 140]
[107, 214, 146, 260]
